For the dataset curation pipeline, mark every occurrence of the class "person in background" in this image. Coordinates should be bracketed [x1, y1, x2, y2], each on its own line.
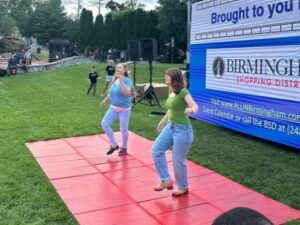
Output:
[20, 54, 28, 73]
[120, 50, 126, 63]
[152, 68, 198, 197]
[7, 55, 17, 75]
[87, 66, 99, 96]
[24, 48, 32, 65]
[100, 63, 133, 156]
[102, 60, 115, 96]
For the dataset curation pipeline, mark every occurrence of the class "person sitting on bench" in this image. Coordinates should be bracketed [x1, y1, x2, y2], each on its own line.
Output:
[7, 55, 18, 75]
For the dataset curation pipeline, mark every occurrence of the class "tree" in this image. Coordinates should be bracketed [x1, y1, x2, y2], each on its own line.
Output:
[105, 0, 124, 12]
[103, 13, 114, 50]
[23, 12, 37, 38]
[133, 9, 145, 40]
[120, 13, 128, 48]
[124, 0, 145, 10]
[0, 16, 17, 35]
[0, 1, 15, 35]
[0, 0, 9, 17]
[157, 0, 187, 46]
[125, 10, 135, 41]
[93, 14, 104, 48]
[64, 18, 80, 45]
[9, 0, 35, 35]
[96, 7, 160, 51]
[24, 0, 67, 45]
[144, 11, 159, 40]
[79, 8, 93, 52]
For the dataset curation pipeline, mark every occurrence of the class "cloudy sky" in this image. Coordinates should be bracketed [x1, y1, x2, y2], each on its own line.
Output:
[62, 0, 159, 18]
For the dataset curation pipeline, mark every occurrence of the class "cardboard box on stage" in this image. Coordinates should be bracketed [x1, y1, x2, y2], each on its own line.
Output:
[135, 83, 169, 99]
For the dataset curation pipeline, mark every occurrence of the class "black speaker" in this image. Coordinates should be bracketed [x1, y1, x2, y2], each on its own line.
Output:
[212, 207, 274, 225]
[141, 38, 157, 61]
[127, 40, 140, 61]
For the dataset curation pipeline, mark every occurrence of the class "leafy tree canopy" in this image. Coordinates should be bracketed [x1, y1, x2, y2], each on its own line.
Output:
[24, 0, 67, 45]
[157, 0, 187, 45]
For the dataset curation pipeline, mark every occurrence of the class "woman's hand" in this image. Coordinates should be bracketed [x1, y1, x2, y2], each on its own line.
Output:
[184, 94, 199, 114]
[157, 121, 165, 132]
[184, 108, 194, 114]
[100, 99, 106, 108]
[114, 74, 122, 80]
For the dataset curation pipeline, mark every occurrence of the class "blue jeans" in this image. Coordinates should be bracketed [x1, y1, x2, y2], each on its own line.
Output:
[101, 106, 131, 148]
[152, 122, 193, 189]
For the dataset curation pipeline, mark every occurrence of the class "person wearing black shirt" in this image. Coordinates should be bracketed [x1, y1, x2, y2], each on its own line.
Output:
[87, 66, 99, 96]
[102, 60, 115, 96]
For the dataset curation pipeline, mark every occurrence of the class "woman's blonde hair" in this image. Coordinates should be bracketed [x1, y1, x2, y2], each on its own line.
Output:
[118, 63, 130, 77]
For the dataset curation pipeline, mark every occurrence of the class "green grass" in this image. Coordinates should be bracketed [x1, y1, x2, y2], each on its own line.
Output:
[32, 48, 49, 61]
[0, 63, 299, 225]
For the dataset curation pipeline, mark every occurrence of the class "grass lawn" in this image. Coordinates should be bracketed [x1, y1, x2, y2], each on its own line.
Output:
[0, 63, 299, 225]
[32, 48, 49, 62]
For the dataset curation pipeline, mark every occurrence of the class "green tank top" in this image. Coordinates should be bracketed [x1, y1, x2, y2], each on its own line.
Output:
[165, 88, 190, 124]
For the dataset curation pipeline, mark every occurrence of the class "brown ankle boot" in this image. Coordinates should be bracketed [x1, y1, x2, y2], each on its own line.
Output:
[172, 188, 189, 197]
[154, 181, 173, 191]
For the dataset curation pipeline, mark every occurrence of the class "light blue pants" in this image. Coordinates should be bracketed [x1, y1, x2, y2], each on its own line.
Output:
[101, 106, 131, 148]
[152, 122, 193, 189]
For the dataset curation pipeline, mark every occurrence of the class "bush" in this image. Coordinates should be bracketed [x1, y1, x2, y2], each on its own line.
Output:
[0, 38, 25, 53]
[0, 39, 9, 52]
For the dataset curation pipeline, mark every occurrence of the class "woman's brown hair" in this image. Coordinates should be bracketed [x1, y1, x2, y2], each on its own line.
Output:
[166, 68, 185, 94]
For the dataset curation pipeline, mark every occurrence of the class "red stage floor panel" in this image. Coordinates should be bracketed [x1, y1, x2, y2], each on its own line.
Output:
[40, 159, 90, 171]
[65, 135, 103, 148]
[27, 142, 76, 158]
[188, 173, 234, 191]
[88, 154, 134, 165]
[149, 161, 215, 179]
[26, 133, 300, 225]
[51, 174, 107, 190]
[75, 204, 157, 225]
[139, 194, 206, 215]
[57, 182, 133, 214]
[36, 154, 83, 164]
[105, 166, 157, 181]
[191, 181, 252, 203]
[46, 165, 98, 180]
[114, 217, 162, 225]
[74, 145, 108, 159]
[114, 175, 173, 202]
[154, 204, 223, 225]
[26, 139, 65, 147]
[96, 159, 144, 173]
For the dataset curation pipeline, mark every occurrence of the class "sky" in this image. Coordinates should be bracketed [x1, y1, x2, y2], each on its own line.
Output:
[61, 0, 159, 19]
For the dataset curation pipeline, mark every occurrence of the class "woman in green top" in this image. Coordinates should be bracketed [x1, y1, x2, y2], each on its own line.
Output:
[152, 68, 198, 197]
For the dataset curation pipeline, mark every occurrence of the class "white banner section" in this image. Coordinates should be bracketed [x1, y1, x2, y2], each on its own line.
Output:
[206, 45, 300, 102]
[191, 0, 300, 44]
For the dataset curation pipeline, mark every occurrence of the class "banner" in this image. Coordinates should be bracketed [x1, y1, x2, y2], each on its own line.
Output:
[190, 0, 300, 149]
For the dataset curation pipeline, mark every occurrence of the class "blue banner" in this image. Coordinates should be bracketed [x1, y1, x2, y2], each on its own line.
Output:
[190, 0, 300, 149]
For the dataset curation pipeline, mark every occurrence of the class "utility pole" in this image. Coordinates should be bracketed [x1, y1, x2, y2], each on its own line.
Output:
[180, 0, 191, 87]
[77, 0, 82, 19]
[187, 0, 191, 65]
[98, 0, 104, 15]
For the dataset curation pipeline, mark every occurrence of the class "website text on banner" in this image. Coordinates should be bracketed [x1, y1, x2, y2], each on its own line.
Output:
[189, 0, 300, 149]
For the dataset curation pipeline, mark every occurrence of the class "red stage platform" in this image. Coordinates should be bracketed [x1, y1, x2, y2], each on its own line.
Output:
[26, 131, 300, 225]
